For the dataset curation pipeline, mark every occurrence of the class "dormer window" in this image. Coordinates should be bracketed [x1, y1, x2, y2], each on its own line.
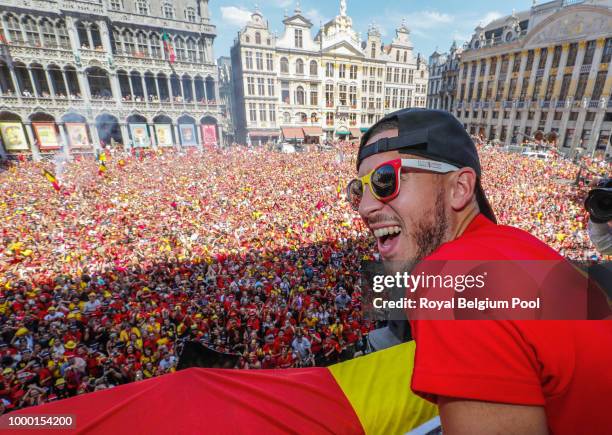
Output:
[294, 29, 303, 48]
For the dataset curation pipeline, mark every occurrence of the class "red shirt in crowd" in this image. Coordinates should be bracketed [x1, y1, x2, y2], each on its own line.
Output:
[409, 214, 612, 435]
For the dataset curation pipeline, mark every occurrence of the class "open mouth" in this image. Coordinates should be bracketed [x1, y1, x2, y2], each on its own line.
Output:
[373, 226, 402, 257]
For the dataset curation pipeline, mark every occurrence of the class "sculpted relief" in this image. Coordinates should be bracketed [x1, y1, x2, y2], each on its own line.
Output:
[528, 11, 612, 47]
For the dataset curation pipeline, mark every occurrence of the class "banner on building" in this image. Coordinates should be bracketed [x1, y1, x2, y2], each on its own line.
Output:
[65, 123, 91, 149]
[155, 124, 173, 147]
[0, 122, 28, 151]
[201, 124, 217, 147]
[33, 122, 60, 150]
[129, 123, 150, 148]
[179, 124, 197, 146]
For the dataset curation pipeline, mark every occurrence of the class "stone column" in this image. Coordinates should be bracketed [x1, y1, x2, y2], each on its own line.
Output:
[148, 124, 157, 149]
[127, 74, 134, 98]
[191, 79, 197, 104]
[57, 123, 70, 154]
[23, 123, 42, 161]
[8, 65, 22, 102]
[173, 124, 181, 149]
[97, 20, 112, 53]
[85, 23, 94, 49]
[88, 122, 101, 151]
[141, 74, 148, 107]
[120, 124, 130, 150]
[61, 70, 70, 96]
[154, 76, 161, 101]
[27, 68, 39, 97]
[44, 68, 56, 98]
[77, 71, 91, 101]
[195, 123, 203, 149]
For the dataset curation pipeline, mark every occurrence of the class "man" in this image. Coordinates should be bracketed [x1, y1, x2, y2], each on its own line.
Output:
[351, 108, 612, 434]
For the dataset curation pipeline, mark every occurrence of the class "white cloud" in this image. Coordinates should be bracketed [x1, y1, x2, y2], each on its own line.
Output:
[404, 10, 454, 30]
[477, 11, 503, 27]
[220, 6, 252, 27]
[274, 0, 293, 8]
[304, 8, 328, 25]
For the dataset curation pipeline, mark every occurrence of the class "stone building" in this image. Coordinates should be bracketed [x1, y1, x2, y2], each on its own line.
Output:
[456, 0, 612, 156]
[427, 41, 461, 112]
[0, 0, 228, 158]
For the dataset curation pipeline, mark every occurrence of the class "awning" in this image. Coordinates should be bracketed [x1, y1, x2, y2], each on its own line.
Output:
[336, 126, 350, 135]
[360, 127, 369, 133]
[281, 127, 305, 140]
[302, 126, 323, 136]
[249, 130, 280, 137]
[349, 128, 361, 138]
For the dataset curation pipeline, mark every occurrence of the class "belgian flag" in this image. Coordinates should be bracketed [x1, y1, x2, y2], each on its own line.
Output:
[42, 169, 61, 192]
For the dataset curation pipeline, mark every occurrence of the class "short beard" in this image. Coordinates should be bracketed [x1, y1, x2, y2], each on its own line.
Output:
[386, 186, 449, 275]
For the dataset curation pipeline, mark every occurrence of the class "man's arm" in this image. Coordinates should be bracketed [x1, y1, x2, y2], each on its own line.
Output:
[438, 397, 548, 435]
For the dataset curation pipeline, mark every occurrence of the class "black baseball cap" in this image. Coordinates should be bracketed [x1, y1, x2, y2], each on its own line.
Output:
[357, 108, 496, 223]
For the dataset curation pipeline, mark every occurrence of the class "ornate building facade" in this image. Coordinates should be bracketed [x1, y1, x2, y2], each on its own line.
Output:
[456, 0, 612, 156]
[0, 0, 228, 158]
[426, 41, 461, 112]
[230, 1, 428, 145]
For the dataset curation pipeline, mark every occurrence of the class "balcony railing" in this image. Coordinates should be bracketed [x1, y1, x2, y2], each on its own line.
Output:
[580, 64, 592, 73]
[588, 99, 600, 108]
[541, 100, 550, 108]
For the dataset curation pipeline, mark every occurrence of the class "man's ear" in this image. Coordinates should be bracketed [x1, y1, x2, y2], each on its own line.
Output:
[448, 168, 477, 212]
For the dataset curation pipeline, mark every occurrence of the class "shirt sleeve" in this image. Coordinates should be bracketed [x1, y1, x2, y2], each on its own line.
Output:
[410, 320, 546, 406]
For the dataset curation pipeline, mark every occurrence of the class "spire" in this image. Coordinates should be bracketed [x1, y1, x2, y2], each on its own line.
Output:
[295, 0, 301, 14]
[340, 0, 347, 17]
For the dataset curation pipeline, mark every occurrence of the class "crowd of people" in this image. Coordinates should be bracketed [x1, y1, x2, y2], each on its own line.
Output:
[0, 140, 608, 413]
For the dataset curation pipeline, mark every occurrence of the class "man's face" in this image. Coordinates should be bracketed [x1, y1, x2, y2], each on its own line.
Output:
[357, 128, 451, 272]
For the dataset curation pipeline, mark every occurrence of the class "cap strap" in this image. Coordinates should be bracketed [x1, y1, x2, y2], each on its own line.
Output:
[358, 127, 429, 163]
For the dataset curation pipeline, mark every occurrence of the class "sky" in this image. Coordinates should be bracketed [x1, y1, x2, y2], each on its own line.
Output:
[210, 0, 535, 60]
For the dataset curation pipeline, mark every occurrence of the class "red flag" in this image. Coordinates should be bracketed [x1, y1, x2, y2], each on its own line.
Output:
[42, 169, 61, 192]
[162, 31, 176, 64]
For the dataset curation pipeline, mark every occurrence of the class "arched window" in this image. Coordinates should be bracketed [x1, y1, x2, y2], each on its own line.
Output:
[162, 3, 175, 19]
[296, 86, 305, 105]
[136, 32, 148, 57]
[280, 57, 289, 73]
[309, 60, 317, 76]
[310, 112, 318, 123]
[40, 19, 57, 48]
[296, 112, 307, 123]
[295, 59, 304, 75]
[5, 15, 22, 44]
[245, 35, 250, 43]
[186, 38, 196, 62]
[197, 39, 207, 62]
[123, 30, 135, 54]
[185, 7, 196, 22]
[22, 16, 40, 47]
[175, 37, 186, 61]
[110, 0, 123, 11]
[136, 0, 149, 15]
[255, 32, 261, 44]
[283, 112, 290, 123]
[150, 33, 161, 58]
[56, 21, 70, 48]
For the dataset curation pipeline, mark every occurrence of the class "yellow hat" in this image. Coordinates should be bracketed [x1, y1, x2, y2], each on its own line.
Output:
[67, 313, 76, 319]
[55, 378, 66, 386]
[104, 291, 112, 299]
[195, 313, 202, 319]
[64, 341, 77, 350]
[48, 306, 56, 311]
[2, 367, 14, 375]
[15, 327, 29, 337]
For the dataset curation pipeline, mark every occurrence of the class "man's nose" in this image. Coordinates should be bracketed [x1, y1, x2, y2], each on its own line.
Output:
[358, 183, 384, 220]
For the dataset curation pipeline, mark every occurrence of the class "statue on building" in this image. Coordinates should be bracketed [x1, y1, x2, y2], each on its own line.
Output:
[340, 0, 347, 17]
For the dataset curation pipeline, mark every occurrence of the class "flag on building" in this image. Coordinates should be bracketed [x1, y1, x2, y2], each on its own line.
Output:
[162, 31, 176, 64]
[42, 169, 61, 192]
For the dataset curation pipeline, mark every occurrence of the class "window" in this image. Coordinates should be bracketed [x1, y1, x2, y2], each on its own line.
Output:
[149, 34, 161, 58]
[592, 71, 606, 100]
[245, 51, 253, 69]
[602, 38, 612, 64]
[57, 21, 70, 48]
[554, 111, 563, 121]
[500, 55, 509, 74]
[566, 43, 578, 67]
[338, 84, 347, 105]
[310, 84, 318, 105]
[585, 112, 595, 122]
[22, 16, 40, 46]
[349, 65, 357, 80]
[408, 69, 413, 84]
[386, 68, 392, 81]
[137, 32, 149, 57]
[401, 69, 406, 84]
[393, 68, 400, 83]
[396, 50, 400, 62]
[512, 55, 520, 72]
[136, 0, 149, 15]
[110, 0, 123, 10]
[325, 84, 333, 107]
[563, 128, 574, 147]
[326, 112, 334, 126]
[246, 77, 255, 95]
[310, 60, 317, 76]
[257, 78, 265, 96]
[283, 112, 291, 123]
[185, 7, 196, 22]
[40, 19, 57, 47]
[267, 78, 275, 96]
[552, 45, 562, 68]
[532, 77, 542, 99]
[362, 97, 368, 109]
[362, 81, 367, 93]
[186, 38, 197, 62]
[123, 30, 135, 54]
[266, 53, 273, 71]
[256, 52, 263, 70]
[371, 45, 376, 58]
[280, 57, 289, 73]
[259, 104, 267, 122]
[175, 37, 185, 61]
[311, 112, 318, 123]
[249, 103, 257, 122]
[339, 64, 346, 78]
[559, 74, 572, 100]
[281, 81, 289, 103]
[391, 89, 398, 108]
[349, 85, 357, 107]
[245, 35, 250, 43]
[296, 58, 304, 75]
[583, 40, 596, 65]
[369, 80, 375, 93]
[162, 3, 174, 19]
[297, 112, 307, 123]
[574, 73, 588, 100]
[197, 39, 206, 62]
[294, 29, 302, 48]
[538, 48, 547, 69]
[325, 63, 334, 78]
[255, 32, 261, 44]
[376, 82, 382, 93]
[544, 76, 555, 100]
[269, 104, 276, 122]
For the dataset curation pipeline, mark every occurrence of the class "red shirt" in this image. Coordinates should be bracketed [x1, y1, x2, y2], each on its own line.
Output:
[409, 214, 612, 435]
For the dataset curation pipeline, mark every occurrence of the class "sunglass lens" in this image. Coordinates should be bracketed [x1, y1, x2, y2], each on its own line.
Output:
[347, 179, 363, 210]
[371, 164, 397, 199]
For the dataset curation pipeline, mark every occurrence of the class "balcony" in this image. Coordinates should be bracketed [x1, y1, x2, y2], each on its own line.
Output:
[540, 100, 550, 108]
[580, 64, 591, 73]
[502, 101, 513, 109]
[588, 99, 600, 109]
[516, 101, 525, 109]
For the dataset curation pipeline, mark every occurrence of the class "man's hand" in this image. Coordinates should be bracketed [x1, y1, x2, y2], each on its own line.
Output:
[438, 397, 548, 435]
